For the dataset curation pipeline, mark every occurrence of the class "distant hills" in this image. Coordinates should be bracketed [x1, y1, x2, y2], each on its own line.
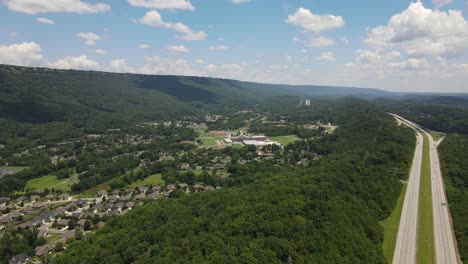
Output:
[0, 64, 466, 128]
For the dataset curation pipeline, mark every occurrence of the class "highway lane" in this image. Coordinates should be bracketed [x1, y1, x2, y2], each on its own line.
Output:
[424, 131, 458, 264]
[391, 114, 424, 264]
[390, 113, 459, 264]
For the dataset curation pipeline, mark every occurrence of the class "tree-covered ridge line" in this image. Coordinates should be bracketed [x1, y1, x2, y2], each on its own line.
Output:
[52, 102, 415, 263]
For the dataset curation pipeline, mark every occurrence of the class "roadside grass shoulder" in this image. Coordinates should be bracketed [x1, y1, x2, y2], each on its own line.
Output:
[380, 183, 408, 263]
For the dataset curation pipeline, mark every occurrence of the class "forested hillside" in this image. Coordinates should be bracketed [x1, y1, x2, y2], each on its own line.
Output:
[439, 135, 468, 262]
[53, 101, 415, 263]
[0, 64, 388, 129]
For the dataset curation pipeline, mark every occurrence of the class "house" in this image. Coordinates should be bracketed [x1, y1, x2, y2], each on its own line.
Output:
[9, 253, 30, 264]
[138, 186, 149, 194]
[147, 192, 159, 200]
[204, 186, 215, 191]
[35, 244, 55, 256]
[134, 193, 146, 200]
[97, 190, 108, 197]
[107, 209, 120, 217]
[58, 193, 70, 200]
[92, 204, 104, 212]
[83, 211, 95, 219]
[75, 199, 87, 207]
[193, 184, 204, 191]
[15, 196, 27, 205]
[115, 202, 125, 209]
[112, 190, 121, 196]
[152, 185, 162, 192]
[120, 194, 132, 201]
[31, 218, 42, 227]
[0, 197, 10, 205]
[30, 195, 40, 202]
[45, 194, 55, 201]
[180, 163, 190, 170]
[65, 203, 78, 211]
[125, 202, 135, 209]
[71, 212, 82, 219]
[167, 184, 176, 191]
[55, 207, 67, 215]
[57, 219, 68, 228]
[105, 203, 114, 209]
[32, 202, 45, 210]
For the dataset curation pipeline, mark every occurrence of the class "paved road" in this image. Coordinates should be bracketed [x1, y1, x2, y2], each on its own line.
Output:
[390, 114, 458, 264]
[391, 114, 424, 264]
[423, 131, 458, 264]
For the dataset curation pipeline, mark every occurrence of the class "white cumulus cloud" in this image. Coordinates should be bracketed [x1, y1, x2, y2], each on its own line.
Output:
[76, 32, 101, 46]
[139, 44, 150, 49]
[209, 45, 229, 51]
[36, 17, 54, 24]
[304, 36, 335, 47]
[0, 42, 43, 66]
[316, 52, 336, 62]
[432, 0, 452, 8]
[168, 45, 190, 53]
[128, 0, 194, 10]
[286, 7, 345, 33]
[139, 10, 206, 41]
[95, 49, 108, 54]
[365, 1, 468, 58]
[3, 0, 110, 14]
[48, 55, 98, 70]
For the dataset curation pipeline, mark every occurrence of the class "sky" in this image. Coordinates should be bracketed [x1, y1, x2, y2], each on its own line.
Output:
[1, 0, 468, 93]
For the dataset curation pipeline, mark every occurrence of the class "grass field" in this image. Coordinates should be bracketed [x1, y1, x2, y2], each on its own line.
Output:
[430, 132, 443, 141]
[25, 174, 79, 192]
[380, 183, 408, 263]
[417, 134, 435, 264]
[269, 135, 299, 146]
[199, 137, 217, 147]
[129, 174, 165, 188]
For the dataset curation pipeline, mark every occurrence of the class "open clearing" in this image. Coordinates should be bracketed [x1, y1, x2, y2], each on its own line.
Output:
[129, 174, 165, 188]
[26, 174, 79, 192]
[417, 134, 435, 264]
[380, 183, 408, 263]
[269, 135, 299, 146]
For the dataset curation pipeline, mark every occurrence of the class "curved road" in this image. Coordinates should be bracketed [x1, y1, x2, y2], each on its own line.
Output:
[390, 114, 458, 264]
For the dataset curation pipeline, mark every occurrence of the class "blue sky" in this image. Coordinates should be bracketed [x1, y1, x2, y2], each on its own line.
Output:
[1, 0, 468, 92]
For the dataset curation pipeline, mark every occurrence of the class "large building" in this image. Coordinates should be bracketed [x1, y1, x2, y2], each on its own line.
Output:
[305, 99, 311, 106]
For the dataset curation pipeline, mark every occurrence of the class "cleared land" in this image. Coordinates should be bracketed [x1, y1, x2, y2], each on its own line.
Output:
[199, 137, 217, 147]
[129, 174, 165, 188]
[417, 134, 435, 264]
[380, 184, 408, 263]
[25, 174, 79, 192]
[430, 132, 443, 141]
[269, 135, 299, 146]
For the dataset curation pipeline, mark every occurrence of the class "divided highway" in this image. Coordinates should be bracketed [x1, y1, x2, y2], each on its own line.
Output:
[424, 131, 458, 264]
[391, 114, 423, 264]
[390, 114, 458, 264]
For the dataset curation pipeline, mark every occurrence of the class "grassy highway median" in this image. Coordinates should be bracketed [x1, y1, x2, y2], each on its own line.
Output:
[417, 133, 435, 264]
